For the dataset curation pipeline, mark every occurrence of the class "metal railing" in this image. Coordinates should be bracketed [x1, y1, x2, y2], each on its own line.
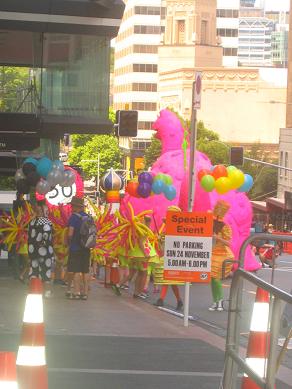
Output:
[221, 233, 292, 389]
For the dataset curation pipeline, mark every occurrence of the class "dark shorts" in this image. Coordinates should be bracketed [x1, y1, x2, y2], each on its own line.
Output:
[67, 249, 90, 273]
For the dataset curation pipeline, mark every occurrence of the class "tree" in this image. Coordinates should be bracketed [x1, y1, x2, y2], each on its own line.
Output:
[242, 143, 278, 200]
[144, 136, 162, 169]
[196, 121, 229, 165]
[0, 67, 30, 112]
[68, 135, 123, 179]
[0, 176, 16, 190]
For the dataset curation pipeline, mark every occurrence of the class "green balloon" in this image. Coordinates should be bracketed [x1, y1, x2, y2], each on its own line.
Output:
[162, 174, 173, 185]
[200, 175, 215, 192]
[227, 165, 237, 174]
[153, 173, 165, 182]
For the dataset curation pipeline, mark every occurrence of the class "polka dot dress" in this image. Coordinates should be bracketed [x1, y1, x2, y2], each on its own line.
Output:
[28, 217, 55, 282]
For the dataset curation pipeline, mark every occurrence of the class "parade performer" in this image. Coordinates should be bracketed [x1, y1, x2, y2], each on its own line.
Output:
[109, 203, 156, 298]
[0, 200, 34, 282]
[209, 200, 234, 312]
[28, 200, 55, 298]
[48, 204, 71, 284]
[152, 206, 184, 311]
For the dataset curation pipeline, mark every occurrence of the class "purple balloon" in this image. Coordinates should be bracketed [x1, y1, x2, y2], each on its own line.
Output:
[137, 182, 152, 198]
[138, 172, 153, 185]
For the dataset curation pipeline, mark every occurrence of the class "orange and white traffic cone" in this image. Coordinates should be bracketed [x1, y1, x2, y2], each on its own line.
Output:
[110, 259, 121, 296]
[110, 259, 120, 285]
[0, 351, 17, 389]
[242, 287, 271, 389]
[16, 278, 48, 389]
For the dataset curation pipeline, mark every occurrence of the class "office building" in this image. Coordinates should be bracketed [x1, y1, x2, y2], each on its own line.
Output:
[113, 0, 163, 171]
[216, 0, 240, 67]
[238, 16, 274, 67]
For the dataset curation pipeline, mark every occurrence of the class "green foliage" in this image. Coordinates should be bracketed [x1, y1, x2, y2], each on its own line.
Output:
[68, 135, 123, 179]
[0, 176, 16, 190]
[0, 67, 30, 112]
[197, 121, 220, 142]
[197, 140, 229, 165]
[242, 143, 278, 200]
[196, 121, 228, 165]
[144, 136, 162, 169]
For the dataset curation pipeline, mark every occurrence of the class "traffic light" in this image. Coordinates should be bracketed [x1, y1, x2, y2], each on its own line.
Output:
[230, 146, 244, 166]
[63, 134, 70, 146]
[116, 110, 138, 137]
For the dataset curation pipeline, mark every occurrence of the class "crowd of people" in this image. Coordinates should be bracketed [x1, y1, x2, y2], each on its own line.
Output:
[1, 193, 236, 313]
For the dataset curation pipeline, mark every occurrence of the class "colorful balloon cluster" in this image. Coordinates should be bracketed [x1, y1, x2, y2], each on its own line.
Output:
[198, 165, 253, 195]
[126, 172, 177, 201]
[15, 156, 76, 195]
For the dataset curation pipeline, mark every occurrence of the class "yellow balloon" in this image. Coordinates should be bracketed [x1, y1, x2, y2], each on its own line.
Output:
[214, 177, 232, 194]
[228, 170, 245, 189]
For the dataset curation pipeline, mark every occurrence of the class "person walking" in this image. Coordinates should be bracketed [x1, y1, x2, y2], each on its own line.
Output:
[66, 196, 91, 300]
[28, 200, 55, 298]
[209, 200, 234, 312]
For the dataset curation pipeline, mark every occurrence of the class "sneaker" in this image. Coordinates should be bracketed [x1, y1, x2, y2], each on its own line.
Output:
[137, 293, 146, 299]
[141, 292, 149, 298]
[112, 284, 121, 296]
[208, 302, 218, 311]
[44, 290, 52, 299]
[176, 300, 183, 311]
[217, 300, 224, 311]
[155, 298, 164, 307]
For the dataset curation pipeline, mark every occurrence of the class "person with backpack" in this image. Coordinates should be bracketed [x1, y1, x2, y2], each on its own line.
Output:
[66, 196, 96, 300]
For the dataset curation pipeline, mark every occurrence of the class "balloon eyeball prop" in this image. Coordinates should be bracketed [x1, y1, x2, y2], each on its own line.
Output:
[198, 165, 253, 194]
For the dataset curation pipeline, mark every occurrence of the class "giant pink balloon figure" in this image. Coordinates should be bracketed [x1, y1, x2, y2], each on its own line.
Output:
[121, 109, 261, 271]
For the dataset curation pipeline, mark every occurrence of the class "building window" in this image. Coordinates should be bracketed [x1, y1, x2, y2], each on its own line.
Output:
[133, 64, 158, 72]
[217, 28, 238, 37]
[201, 20, 208, 44]
[216, 9, 239, 18]
[223, 48, 238, 56]
[285, 151, 288, 177]
[176, 20, 185, 44]
[132, 83, 157, 92]
[134, 25, 161, 34]
[134, 6, 161, 16]
[132, 102, 157, 111]
[133, 45, 158, 54]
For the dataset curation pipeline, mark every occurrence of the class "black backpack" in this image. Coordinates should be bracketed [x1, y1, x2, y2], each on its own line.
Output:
[75, 213, 97, 249]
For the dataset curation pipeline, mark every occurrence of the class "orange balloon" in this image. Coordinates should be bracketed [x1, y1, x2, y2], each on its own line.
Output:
[126, 181, 139, 197]
[198, 169, 212, 181]
[212, 165, 228, 180]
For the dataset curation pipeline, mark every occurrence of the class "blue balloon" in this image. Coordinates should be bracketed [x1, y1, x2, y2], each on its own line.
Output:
[36, 157, 53, 179]
[152, 179, 165, 195]
[164, 185, 177, 201]
[237, 174, 253, 192]
[23, 157, 38, 166]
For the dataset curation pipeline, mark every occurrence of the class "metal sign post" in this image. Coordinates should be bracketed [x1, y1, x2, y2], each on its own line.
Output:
[183, 72, 202, 327]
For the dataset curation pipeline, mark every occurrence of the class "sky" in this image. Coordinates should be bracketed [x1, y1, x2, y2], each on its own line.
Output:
[262, 0, 290, 11]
